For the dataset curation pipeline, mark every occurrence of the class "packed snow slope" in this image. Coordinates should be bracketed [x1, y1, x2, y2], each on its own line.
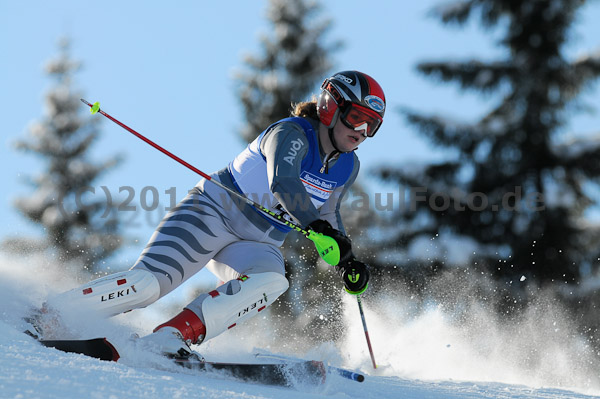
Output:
[1, 255, 599, 399]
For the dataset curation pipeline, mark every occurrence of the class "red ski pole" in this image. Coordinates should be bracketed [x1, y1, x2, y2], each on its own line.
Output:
[80, 99, 342, 267]
[356, 294, 377, 369]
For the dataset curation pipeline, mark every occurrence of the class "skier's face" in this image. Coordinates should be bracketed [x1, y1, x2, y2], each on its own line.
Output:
[332, 114, 368, 152]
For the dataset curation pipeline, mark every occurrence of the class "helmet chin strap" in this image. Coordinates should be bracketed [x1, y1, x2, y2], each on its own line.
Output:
[328, 127, 342, 153]
[320, 127, 341, 174]
[328, 125, 359, 153]
[321, 124, 358, 174]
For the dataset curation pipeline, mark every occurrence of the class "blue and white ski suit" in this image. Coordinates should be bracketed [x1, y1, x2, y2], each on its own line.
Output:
[131, 117, 359, 337]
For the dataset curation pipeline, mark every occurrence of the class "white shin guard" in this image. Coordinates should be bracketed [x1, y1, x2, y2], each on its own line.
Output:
[195, 272, 289, 341]
[46, 269, 161, 318]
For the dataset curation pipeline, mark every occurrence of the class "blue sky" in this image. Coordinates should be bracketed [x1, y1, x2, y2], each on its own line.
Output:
[2, 0, 600, 269]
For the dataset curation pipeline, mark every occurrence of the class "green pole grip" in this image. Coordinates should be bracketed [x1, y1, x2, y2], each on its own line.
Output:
[307, 230, 340, 266]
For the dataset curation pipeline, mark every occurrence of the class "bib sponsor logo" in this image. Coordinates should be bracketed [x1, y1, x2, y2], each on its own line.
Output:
[300, 171, 337, 201]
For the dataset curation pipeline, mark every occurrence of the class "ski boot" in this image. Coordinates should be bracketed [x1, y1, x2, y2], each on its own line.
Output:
[140, 308, 206, 361]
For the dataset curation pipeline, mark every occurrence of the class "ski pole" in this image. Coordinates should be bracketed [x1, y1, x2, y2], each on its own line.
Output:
[356, 294, 377, 369]
[80, 99, 341, 266]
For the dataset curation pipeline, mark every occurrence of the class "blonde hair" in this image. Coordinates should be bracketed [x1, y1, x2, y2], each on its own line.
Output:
[291, 96, 319, 120]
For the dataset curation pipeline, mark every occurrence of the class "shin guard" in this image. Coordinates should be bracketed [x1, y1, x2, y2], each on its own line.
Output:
[190, 272, 289, 342]
[46, 269, 161, 317]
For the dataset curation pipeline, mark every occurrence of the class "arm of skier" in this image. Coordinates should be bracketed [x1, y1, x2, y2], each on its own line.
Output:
[260, 122, 320, 226]
[260, 122, 356, 268]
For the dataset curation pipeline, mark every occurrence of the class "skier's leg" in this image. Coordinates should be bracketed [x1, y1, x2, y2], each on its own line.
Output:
[45, 269, 161, 318]
[197, 271, 289, 341]
[131, 187, 238, 297]
[150, 241, 288, 345]
[44, 186, 237, 320]
[24, 268, 161, 339]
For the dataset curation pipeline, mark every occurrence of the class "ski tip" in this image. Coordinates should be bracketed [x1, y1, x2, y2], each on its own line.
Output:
[40, 337, 120, 362]
[101, 338, 120, 362]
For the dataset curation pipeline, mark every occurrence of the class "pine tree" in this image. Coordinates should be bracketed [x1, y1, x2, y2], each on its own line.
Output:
[7, 38, 124, 274]
[376, 0, 600, 290]
[236, 0, 339, 142]
[235, 0, 353, 345]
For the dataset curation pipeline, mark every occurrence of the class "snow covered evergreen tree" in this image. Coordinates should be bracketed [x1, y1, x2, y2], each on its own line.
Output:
[7, 38, 124, 275]
[236, 0, 339, 143]
[376, 1, 600, 290]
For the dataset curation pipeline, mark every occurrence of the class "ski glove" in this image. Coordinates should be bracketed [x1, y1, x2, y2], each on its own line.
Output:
[307, 219, 353, 265]
[338, 258, 370, 295]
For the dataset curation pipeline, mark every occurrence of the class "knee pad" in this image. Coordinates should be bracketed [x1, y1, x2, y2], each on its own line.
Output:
[193, 272, 288, 341]
[46, 269, 160, 317]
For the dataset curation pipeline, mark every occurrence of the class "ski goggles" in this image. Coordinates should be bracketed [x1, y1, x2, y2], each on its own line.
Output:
[339, 104, 383, 137]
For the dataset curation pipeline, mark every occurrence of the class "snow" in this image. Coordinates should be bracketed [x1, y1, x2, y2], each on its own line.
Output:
[1, 255, 599, 399]
[407, 233, 483, 264]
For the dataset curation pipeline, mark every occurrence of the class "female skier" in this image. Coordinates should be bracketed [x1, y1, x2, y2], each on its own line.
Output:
[41, 70, 386, 358]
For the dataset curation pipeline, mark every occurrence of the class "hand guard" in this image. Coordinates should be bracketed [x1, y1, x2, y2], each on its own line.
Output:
[307, 219, 353, 265]
[337, 259, 370, 295]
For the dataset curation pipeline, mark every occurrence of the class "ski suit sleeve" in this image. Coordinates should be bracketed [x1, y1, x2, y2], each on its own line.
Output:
[260, 121, 320, 227]
[318, 154, 360, 235]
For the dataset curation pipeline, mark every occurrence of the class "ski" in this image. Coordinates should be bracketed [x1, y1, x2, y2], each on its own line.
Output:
[38, 337, 341, 386]
[173, 356, 326, 386]
[255, 352, 365, 382]
[40, 338, 120, 361]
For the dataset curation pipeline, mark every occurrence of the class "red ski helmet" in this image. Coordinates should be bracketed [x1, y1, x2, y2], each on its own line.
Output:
[317, 71, 386, 137]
